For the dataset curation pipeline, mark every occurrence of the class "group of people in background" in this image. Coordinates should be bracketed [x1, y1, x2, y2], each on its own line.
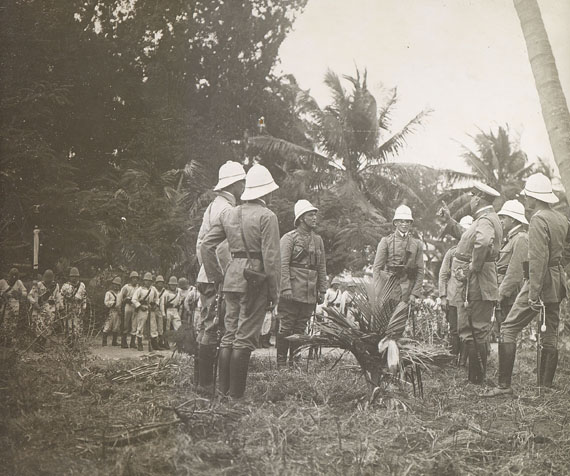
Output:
[1, 162, 566, 400]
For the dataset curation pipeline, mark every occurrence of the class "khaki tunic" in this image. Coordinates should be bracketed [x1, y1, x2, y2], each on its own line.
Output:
[280, 229, 327, 304]
[373, 232, 424, 301]
[450, 206, 502, 305]
[497, 225, 528, 303]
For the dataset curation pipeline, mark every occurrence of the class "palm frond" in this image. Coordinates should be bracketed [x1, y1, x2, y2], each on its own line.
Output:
[376, 109, 432, 161]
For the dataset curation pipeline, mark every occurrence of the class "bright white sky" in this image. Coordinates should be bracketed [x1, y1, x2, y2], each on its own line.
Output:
[277, 0, 570, 174]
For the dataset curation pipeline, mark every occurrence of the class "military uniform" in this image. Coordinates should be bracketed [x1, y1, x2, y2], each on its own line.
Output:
[0, 277, 27, 345]
[160, 288, 182, 332]
[323, 286, 342, 309]
[450, 205, 502, 383]
[102, 289, 121, 337]
[28, 281, 63, 340]
[497, 224, 529, 316]
[118, 282, 139, 346]
[155, 285, 166, 342]
[131, 284, 159, 348]
[60, 280, 87, 341]
[373, 232, 425, 303]
[439, 245, 459, 354]
[277, 228, 327, 365]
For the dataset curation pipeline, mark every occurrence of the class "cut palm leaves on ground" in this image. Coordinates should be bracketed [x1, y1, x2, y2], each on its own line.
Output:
[289, 275, 452, 397]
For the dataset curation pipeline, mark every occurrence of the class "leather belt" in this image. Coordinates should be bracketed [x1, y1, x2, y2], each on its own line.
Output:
[455, 253, 495, 263]
[231, 251, 262, 260]
[290, 262, 317, 270]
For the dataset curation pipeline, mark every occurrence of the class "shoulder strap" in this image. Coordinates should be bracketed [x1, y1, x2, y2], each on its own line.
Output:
[238, 206, 253, 266]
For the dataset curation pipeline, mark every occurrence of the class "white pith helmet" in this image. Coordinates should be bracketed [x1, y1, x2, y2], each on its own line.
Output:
[294, 199, 318, 226]
[143, 272, 153, 281]
[459, 215, 474, 229]
[129, 271, 139, 279]
[168, 276, 178, 285]
[240, 164, 279, 201]
[112, 276, 122, 285]
[521, 173, 559, 204]
[498, 200, 529, 225]
[393, 205, 413, 222]
[331, 277, 342, 286]
[472, 182, 501, 198]
[155, 275, 164, 283]
[213, 161, 246, 191]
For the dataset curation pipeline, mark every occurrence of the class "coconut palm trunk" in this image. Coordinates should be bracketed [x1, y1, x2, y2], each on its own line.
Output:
[514, 0, 570, 201]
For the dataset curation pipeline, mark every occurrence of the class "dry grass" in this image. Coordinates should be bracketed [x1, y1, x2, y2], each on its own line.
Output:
[1, 339, 569, 476]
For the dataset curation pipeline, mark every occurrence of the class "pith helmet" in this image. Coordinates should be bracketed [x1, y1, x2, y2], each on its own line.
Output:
[393, 205, 413, 222]
[112, 276, 122, 285]
[69, 267, 80, 277]
[155, 275, 165, 283]
[8, 268, 19, 278]
[168, 276, 178, 285]
[43, 269, 54, 280]
[498, 200, 529, 225]
[240, 164, 279, 201]
[178, 277, 188, 287]
[459, 215, 474, 229]
[129, 271, 139, 278]
[472, 182, 500, 198]
[521, 173, 559, 204]
[213, 161, 246, 191]
[294, 199, 318, 226]
[331, 277, 341, 286]
[143, 272, 153, 281]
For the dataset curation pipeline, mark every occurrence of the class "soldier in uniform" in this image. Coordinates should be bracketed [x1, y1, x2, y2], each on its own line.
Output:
[495, 200, 529, 333]
[160, 276, 182, 347]
[132, 272, 160, 351]
[439, 215, 473, 356]
[177, 277, 190, 324]
[118, 271, 139, 348]
[154, 275, 168, 349]
[323, 277, 343, 310]
[373, 205, 425, 331]
[276, 200, 327, 368]
[0, 268, 28, 346]
[28, 269, 63, 351]
[60, 267, 87, 347]
[485, 174, 567, 396]
[195, 161, 246, 392]
[447, 183, 502, 385]
[102, 277, 122, 346]
[201, 164, 281, 399]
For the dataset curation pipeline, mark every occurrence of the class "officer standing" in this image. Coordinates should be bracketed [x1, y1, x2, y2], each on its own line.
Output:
[195, 161, 246, 392]
[132, 272, 159, 351]
[485, 174, 567, 396]
[448, 183, 502, 385]
[276, 200, 327, 368]
[28, 269, 63, 351]
[118, 271, 139, 348]
[61, 267, 87, 347]
[201, 164, 281, 399]
[102, 277, 122, 346]
[0, 268, 27, 346]
[373, 205, 425, 312]
[439, 215, 473, 356]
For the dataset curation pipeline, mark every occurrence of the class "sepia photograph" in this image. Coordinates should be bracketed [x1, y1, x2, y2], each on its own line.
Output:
[1, 0, 569, 474]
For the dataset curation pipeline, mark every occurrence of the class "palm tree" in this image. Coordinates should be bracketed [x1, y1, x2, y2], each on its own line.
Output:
[513, 0, 570, 203]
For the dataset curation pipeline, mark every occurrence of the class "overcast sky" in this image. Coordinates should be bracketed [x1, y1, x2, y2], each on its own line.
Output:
[277, 0, 570, 174]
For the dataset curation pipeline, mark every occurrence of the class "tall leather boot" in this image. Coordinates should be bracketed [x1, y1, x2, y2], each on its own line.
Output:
[483, 342, 515, 396]
[198, 344, 217, 391]
[162, 336, 170, 350]
[276, 332, 289, 368]
[130, 335, 137, 349]
[102, 333, 108, 346]
[477, 341, 488, 382]
[112, 333, 119, 346]
[458, 340, 468, 367]
[150, 337, 159, 351]
[137, 337, 143, 351]
[121, 335, 128, 348]
[467, 341, 483, 384]
[450, 335, 460, 356]
[289, 342, 301, 368]
[540, 348, 558, 388]
[229, 348, 251, 399]
[218, 347, 232, 396]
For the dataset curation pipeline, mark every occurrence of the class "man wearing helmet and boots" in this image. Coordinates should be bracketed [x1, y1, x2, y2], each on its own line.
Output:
[277, 200, 327, 368]
[323, 277, 343, 309]
[202, 164, 281, 399]
[154, 276, 168, 349]
[0, 268, 27, 346]
[495, 200, 529, 336]
[439, 215, 473, 357]
[447, 183, 502, 385]
[373, 205, 425, 328]
[132, 272, 160, 351]
[28, 269, 63, 352]
[484, 174, 567, 396]
[118, 271, 139, 348]
[160, 276, 182, 348]
[195, 161, 246, 393]
[102, 277, 122, 346]
[61, 267, 88, 347]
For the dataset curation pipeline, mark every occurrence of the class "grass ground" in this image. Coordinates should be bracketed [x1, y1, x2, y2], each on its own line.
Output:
[1, 339, 569, 476]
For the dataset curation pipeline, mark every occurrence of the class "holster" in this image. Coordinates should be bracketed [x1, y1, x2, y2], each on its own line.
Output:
[243, 268, 267, 288]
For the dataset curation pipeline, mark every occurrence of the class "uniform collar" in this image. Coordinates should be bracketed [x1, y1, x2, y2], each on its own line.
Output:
[245, 199, 266, 207]
[396, 230, 409, 238]
[474, 205, 493, 218]
[507, 224, 524, 239]
[216, 190, 237, 207]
